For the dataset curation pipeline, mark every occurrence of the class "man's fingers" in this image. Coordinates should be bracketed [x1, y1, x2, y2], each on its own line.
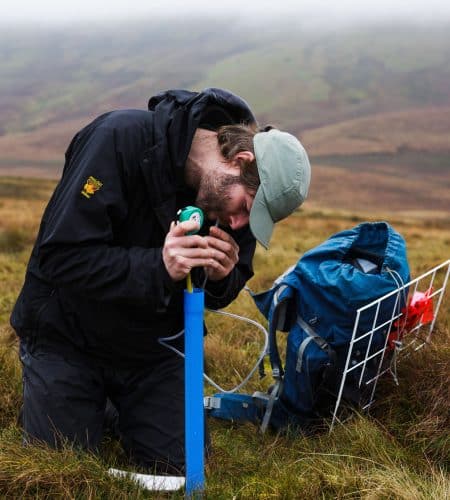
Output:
[209, 225, 239, 250]
[166, 234, 208, 250]
[163, 219, 211, 281]
[164, 219, 241, 282]
[205, 260, 225, 274]
[165, 246, 215, 261]
[177, 255, 217, 272]
[204, 235, 239, 263]
[170, 219, 201, 237]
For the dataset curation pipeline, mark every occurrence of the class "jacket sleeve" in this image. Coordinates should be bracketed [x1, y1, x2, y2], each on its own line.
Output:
[37, 121, 179, 309]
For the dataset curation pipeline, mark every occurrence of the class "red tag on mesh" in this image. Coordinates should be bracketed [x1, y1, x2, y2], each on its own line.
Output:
[406, 288, 434, 326]
[388, 288, 434, 349]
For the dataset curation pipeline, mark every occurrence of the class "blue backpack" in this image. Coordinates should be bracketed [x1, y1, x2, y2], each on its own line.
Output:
[206, 222, 410, 432]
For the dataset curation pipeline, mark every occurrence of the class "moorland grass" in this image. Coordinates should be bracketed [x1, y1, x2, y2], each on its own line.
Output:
[0, 177, 448, 498]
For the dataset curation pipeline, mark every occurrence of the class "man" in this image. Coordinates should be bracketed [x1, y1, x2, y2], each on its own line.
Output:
[11, 88, 311, 474]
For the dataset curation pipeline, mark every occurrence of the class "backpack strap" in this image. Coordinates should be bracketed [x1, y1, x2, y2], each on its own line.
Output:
[297, 316, 338, 392]
[260, 380, 282, 433]
[297, 316, 337, 367]
[267, 285, 290, 381]
[261, 313, 337, 433]
[261, 284, 292, 432]
[296, 336, 314, 372]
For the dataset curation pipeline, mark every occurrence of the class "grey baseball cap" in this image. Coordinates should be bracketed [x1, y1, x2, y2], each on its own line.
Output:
[250, 129, 311, 249]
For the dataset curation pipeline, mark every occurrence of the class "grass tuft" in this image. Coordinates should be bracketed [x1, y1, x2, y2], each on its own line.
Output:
[0, 228, 32, 253]
[0, 327, 21, 429]
[0, 427, 151, 499]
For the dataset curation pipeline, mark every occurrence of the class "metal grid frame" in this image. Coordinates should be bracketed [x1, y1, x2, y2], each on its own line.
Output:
[330, 259, 450, 430]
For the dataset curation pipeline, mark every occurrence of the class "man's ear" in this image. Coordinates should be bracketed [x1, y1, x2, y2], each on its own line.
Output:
[232, 151, 255, 166]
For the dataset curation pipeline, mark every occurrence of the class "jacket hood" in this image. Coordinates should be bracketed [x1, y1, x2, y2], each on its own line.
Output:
[148, 87, 256, 127]
[148, 88, 257, 181]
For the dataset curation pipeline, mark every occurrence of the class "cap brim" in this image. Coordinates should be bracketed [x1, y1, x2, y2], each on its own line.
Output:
[249, 188, 274, 249]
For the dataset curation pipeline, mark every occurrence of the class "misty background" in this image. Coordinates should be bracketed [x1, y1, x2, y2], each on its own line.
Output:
[1, 0, 449, 213]
[4, 0, 450, 25]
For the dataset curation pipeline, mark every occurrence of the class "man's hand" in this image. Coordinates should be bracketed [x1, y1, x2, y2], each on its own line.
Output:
[203, 225, 240, 281]
[163, 220, 214, 281]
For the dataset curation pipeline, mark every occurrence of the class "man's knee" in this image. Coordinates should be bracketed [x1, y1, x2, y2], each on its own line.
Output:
[20, 344, 105, 450]
[113, 357, 186, 474]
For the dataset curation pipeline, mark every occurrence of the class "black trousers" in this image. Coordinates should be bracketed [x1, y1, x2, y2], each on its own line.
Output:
[20, 339, 188, 475]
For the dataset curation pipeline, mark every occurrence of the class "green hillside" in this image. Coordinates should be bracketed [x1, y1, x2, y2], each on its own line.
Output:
[196, 24, 450, 131]
[1, 19, 449, 134]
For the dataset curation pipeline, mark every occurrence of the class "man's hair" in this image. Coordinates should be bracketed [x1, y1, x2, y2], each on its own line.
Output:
[217, 124, 274, 193]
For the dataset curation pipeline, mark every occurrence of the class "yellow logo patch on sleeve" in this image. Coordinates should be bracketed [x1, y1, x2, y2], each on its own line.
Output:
[81, 176, 103, 198]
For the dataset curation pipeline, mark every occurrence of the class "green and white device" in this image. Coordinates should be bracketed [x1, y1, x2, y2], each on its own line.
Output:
[177, 206, 204, 235]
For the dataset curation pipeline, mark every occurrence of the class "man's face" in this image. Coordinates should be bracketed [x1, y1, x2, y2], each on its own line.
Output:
[195, 171, 255, 231]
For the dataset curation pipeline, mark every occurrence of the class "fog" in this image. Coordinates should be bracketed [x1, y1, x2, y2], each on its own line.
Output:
[4, 0, 450, 26]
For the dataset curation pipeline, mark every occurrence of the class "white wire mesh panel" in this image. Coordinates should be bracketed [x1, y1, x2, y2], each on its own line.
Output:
[330, 259, 450, 430]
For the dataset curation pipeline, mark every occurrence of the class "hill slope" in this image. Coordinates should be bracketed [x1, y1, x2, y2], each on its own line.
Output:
[1, 20, 449, 134]
[0, 19, 449, 215]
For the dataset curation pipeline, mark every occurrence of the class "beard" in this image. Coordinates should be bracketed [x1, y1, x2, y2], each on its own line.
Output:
[195, 172, 241, 217]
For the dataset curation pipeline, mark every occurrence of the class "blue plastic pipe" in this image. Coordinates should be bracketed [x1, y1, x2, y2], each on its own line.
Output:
[184, 287, 205, 496]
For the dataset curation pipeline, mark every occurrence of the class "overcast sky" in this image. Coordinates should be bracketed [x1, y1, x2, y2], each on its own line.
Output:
[4, 0, 450, 25]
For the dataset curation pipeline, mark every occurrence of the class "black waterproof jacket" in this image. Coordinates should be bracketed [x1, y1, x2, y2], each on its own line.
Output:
[11, 88, 257, 364]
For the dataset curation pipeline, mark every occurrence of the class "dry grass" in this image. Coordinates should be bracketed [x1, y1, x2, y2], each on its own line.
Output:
[206, 416, 450, 499]
[0, 176, 448, 498]
[0, 427, 148, 499]
[0, 327, 21, 429]
[373, 328, 450, 464]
